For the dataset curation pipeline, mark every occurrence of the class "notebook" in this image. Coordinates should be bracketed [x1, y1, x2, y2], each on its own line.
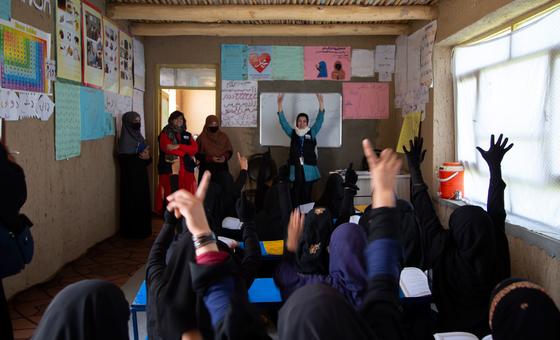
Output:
[400, 267, 431, 297]
[433, 332, 492, 340]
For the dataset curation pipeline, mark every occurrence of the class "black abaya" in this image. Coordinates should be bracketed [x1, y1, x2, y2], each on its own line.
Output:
[118, 154, 152, 238]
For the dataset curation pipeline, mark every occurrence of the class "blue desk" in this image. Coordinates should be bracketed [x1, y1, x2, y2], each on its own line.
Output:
[130, 281, 147, 340]
[248, 278, 282, 306]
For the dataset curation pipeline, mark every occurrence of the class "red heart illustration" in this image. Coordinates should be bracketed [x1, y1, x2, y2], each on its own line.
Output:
[249, 52, 271, 73]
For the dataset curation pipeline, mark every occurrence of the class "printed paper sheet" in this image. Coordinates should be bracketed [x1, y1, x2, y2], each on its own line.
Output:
[133, 38, 145, 91]
[81, 2, 104, 88]
[119, 31, 133, 97]
[56, 0, 82, 82]
[80, 86, 112, 140]
[304, 46, 351, 81]
[55, 81, 81, 160]
[221, 44, 248, 80]
[102, 18, 119, 93]
[351, 49, 375, 78]
[397, 111, 421, 153]
[248, 45, 272, 80]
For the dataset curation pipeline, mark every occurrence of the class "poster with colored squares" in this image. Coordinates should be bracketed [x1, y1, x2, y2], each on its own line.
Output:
[81, 1, 103, 88]
[0, 19, 49, 93]
[56, 0, 82, 82]
[119, 30, 133, 97]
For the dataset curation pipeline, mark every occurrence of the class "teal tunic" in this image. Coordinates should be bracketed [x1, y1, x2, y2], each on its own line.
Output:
[277, 110, 324, 182]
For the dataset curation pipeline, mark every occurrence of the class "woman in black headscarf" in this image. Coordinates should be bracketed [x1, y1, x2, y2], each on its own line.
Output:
[489, 278, 560, 340]
[1, 142, 33, 340]
[117, 111, 152, 239]
[32, 279, 130, 340]
[403, 135, 513, 337]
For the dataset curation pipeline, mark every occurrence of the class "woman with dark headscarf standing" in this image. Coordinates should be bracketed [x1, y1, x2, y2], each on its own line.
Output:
[118, 111, 152, 239]
[33, 279, 130, 340]
[197, 115, 233, 181]
[156, 111, 198, 214]
[403, 135, 513, 337]
[1, 142, 32, 340]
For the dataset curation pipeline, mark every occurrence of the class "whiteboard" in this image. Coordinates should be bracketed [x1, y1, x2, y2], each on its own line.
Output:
[259, 92, 342, 147]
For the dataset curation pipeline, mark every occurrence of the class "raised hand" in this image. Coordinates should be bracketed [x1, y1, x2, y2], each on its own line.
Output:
[476, 134, 513, 173]
[277, 93, 284, 112]
[286, 209, 305, 253]
[166, 171, 211, 237]
[362, 140, 401, 208]
[403, 137, 426, 171]
[316, 93, 325, 111]
[237, 151, 248, 171]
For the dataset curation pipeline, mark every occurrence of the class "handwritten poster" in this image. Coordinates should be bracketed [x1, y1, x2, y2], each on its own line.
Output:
[119, 31, 133, 97]
[133, 38, 145, 91]
[304, 46, 351, 81]
[80, 86, 112, 140]
[0, 89, 54, 121]
[221, 80, 257, 127]
[420, 20, 437, 86]
[374, 45, 396, 73]
[55, 81, 81, 160]
[248, 45, 272, 80]
[81, 1, 103, 88]
[406, 29, 423, 109]
[394, 35, 408, 108]
[272, 46, 303, 80]
[221, 44, 248, 80]
[343, 83, 389, 120]
[103, 18, 119, 93]
[0, 19, 50, 93]
[397, 111, 421, 153]
[351, 49, 375, 78]
[56, 0, 81, 82]
[132, 89, 145, 137]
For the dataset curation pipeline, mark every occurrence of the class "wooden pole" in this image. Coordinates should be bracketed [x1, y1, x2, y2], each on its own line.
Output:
[109, 4, 437, 22]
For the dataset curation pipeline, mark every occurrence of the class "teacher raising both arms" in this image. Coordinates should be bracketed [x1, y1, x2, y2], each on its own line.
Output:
[277, 93, 325, 206]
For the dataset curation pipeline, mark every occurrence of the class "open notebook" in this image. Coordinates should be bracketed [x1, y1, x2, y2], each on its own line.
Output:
[399, 267, 431, 297]
[434, 332, 492, 340]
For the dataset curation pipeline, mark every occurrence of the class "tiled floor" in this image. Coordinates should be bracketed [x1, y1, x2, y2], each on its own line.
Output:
[9, 217, 163, 340]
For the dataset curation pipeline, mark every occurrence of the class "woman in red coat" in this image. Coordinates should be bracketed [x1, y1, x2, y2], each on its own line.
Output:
[156, 111, 198, 214]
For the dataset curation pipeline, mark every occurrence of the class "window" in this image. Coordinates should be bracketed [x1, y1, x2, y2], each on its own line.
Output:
[453, 7, 560, 239]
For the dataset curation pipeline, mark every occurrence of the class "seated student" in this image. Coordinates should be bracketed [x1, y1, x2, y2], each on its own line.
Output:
[166, 172, 270, 340]
[275, 218, 367, 308]
[254, 164, 292, 241]
[248, 149, 277, 212]
[293, 207, 334, 275]
[315, 163, 359, 226]
[204, 152, 249, 236]
[147, 184, 261, 340]
[33, 280, 130, 340]
[165, 142, 406, 340]
[489, 278, 560, 340]
[403, 135, 513, 337]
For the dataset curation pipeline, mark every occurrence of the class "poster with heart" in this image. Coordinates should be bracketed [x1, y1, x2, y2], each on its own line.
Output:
[304, 46, 351, 81]
[247, 46, 272, 81]
[103, 18, 119, 93]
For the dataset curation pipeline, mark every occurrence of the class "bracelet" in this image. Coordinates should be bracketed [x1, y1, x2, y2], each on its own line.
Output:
[192, 232, 216, 249]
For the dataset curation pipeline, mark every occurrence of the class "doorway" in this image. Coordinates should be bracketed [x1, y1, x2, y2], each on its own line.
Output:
[154, 64, 218, 212]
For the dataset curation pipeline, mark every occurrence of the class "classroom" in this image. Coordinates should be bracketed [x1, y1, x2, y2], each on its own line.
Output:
[1, 0, 559, 339]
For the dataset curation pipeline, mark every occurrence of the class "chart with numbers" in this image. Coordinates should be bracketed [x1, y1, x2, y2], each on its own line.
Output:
[0, 21, 48, 93]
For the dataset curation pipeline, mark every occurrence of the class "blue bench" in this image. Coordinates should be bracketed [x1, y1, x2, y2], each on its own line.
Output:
[130, 281, 147, 340]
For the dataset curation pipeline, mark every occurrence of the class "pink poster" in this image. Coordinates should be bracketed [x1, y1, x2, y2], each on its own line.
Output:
[304, 46, 351, 81]
[343, 82, 389, 119]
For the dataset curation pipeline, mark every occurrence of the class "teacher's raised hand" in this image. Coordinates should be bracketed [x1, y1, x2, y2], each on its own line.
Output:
[316, 93, 324, 111]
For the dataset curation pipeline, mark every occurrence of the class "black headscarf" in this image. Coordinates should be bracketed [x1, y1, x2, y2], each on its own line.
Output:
[32, 280, 129, 340]
[0, 142, 28, 233]
[118, 111, 145, 154]
[434, 205, 498, 336]
[295, 208, 333, 274]
[396, 199, 424, 268]
[489, 278, 560, 340]
[154, 231, 213, 339]
[316, 173, 345, 218]
[278, 284, 374, 340]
